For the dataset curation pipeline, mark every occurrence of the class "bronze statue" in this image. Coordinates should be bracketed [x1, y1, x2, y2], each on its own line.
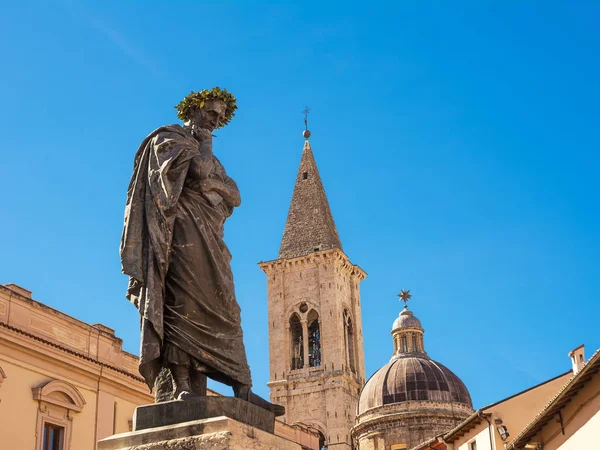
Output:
[120, 88, 281, 414]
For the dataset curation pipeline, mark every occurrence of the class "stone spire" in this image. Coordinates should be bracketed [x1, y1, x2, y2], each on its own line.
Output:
[278, 139, 342, 259]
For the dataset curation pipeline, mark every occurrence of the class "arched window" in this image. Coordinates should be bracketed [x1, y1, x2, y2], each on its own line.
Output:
[31, 380, 86, 450]
[289, 314, 303, 370]
[402, 336, 408, 353]
[412, 335, 418, 352]
[343, 310, 356, 373]
[307, 310, 321, 367]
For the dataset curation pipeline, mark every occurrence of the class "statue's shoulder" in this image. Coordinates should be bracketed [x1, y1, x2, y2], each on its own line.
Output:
[139, 125, 198, 153]
[145, 124, 190, 142]
[134, 125, 196, 161]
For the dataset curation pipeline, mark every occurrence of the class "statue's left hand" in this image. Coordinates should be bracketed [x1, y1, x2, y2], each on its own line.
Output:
[199, 177, 240, 208]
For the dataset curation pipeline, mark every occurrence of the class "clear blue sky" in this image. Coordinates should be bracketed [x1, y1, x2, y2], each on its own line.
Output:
[1, 1, 598, 406]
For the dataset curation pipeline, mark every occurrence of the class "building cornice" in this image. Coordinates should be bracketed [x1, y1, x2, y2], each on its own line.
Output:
[268, 367, 363, 391]
[258, 248, 367, 280]
[0, 321, 144, 383]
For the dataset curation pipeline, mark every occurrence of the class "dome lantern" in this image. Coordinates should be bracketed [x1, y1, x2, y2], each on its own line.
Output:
[391, 289, 425, 357]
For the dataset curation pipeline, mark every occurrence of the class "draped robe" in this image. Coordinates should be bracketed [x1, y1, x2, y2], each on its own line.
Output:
[120, 124, 251, 390]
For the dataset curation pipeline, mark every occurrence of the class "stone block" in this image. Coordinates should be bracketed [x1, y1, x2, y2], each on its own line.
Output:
[134, 396, 275, 434]
[98, 416, 302, 450]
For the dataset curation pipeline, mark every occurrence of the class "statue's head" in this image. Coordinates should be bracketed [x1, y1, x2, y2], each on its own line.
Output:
[175, 87, 237, 131]
[187, 99, 226, 132]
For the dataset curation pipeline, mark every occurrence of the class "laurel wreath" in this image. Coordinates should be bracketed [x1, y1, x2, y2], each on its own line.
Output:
[175, 87, 237, 128]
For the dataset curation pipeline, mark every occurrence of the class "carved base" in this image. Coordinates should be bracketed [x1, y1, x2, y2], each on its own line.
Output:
[134, 396, 275, 434]
[98, 416, 301, 450]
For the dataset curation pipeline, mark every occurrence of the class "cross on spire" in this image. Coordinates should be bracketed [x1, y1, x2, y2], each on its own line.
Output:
[398, 289, 412, 309]
[302, 106, 311, 130]
[301, 106, 312, 139]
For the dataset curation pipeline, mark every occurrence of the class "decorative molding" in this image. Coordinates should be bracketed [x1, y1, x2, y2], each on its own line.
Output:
[352, 401, 474, 437]
[32, 379, 86, 413]
[285, 300, 320, 320]
[258, 248, 367, 280]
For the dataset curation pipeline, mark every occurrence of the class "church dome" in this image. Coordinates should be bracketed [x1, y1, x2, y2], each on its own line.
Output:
[358, 290, 472, 416]
[353, 291, 474, 450]
[358, 355, 472, 415]
[392, 308, 422, 330]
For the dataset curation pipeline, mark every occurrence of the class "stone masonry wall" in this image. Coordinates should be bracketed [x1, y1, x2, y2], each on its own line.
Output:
[260, 250, 366, 449]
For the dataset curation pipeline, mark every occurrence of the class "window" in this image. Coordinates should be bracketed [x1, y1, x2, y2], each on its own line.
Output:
[470, 440, 477, 450]
[343, 310, 356, 373]
[289, 314, 304, 369]
[43, 424, 64, 450]
[303, 172, 308, 179]
[32, 380, 85, 450]
[412, 335, 418, 352]
[402, 336, 408, 353]
[307, 310, 321, 367]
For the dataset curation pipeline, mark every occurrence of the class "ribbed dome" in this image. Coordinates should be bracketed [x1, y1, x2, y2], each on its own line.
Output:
[392, 308, 422, 330]
[358, 355, 472, 415]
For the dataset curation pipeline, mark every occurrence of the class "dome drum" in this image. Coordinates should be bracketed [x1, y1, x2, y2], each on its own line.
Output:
[352, 403, 474, 450]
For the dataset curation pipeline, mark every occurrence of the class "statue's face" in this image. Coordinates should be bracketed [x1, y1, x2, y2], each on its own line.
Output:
[189, 100, 226, 131]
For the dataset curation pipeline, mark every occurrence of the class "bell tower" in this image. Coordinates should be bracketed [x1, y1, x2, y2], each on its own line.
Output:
[259, 128, 366, 449]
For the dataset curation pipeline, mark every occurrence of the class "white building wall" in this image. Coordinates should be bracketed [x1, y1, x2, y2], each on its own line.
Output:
[555, 408, 599, 449]
[455, 423, 494, 450]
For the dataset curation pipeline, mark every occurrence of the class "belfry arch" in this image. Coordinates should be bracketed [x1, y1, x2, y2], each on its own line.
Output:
[307, 309, 321, 367]
[289, 313, 304, 370]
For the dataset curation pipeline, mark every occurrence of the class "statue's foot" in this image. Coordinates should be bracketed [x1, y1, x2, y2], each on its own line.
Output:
[176, 390, 200, 401]
[170, 364, 200, 401]
[233, 383, 285, 416]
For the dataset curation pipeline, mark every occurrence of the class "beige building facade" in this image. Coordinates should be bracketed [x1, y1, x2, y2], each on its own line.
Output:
[260, 139, 367, 449]
[0, 282, 152, 450]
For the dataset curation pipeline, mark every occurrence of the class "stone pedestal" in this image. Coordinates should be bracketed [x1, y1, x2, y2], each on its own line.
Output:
[134, 397, 275, 434]
[99, 397, 300, 450]
[98, 416, 302, 450]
